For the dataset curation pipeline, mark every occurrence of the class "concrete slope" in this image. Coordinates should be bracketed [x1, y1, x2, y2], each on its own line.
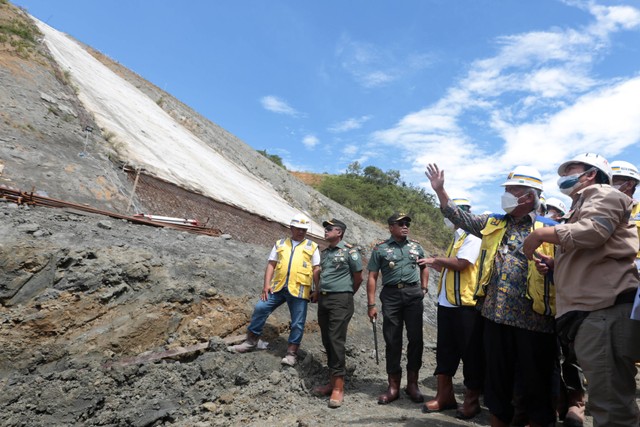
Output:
[35, 19, 325, 237]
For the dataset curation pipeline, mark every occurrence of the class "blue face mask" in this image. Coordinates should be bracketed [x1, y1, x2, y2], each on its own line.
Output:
[557, 168, 593, 195]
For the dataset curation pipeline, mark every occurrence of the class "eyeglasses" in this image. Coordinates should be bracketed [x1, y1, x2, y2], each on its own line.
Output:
[394, 221, 410, 228]
[324, 226, 335, 232]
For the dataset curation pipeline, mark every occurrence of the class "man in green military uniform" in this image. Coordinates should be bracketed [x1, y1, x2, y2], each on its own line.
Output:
[312, 218, 363, 408]
[367, 213, 429, 405]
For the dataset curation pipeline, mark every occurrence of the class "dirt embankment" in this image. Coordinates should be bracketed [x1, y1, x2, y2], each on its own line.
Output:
[0, 200, 462, 427]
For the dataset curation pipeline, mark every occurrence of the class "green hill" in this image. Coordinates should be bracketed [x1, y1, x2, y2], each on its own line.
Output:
[292, 163, 450, 252]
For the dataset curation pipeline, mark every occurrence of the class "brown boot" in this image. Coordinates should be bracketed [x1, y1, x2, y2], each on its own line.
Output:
[378, 373, 401, 404]
[312, 375, 334, 397]
[228, 331, 259, 353]
[328, 375, 344, 408]
[404, 370, 424, 403]
[422, 374, 457, 413]
[456, 388, 481, 419]
[564, 390, 585, 427]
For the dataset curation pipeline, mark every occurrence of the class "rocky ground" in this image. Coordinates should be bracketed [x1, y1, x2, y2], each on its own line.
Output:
[6, 198, 636, 427]
[0, 198, 482, 427]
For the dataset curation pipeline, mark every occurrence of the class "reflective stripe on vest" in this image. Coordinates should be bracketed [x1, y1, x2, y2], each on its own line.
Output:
[438, 232, 478, 306]
[474, 215, 556, 316]
[271, 238, 318, 300]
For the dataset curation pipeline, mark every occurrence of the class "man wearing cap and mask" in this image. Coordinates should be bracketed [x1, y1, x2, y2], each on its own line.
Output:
[544, 198, 567, 222]
[367, 212, 429, 406]
[418, 197, 484, 420]
[311, 218, 363, 408]
[523, 153, 640, 427]
[426, 164, 558, 427]
[229, 214, 320, 367]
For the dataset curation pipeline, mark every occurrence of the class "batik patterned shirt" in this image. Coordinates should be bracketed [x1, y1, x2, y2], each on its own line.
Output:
[442, 200, 555, 333]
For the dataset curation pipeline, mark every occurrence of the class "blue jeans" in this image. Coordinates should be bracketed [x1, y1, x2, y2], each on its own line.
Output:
[247, 288, 309, 345]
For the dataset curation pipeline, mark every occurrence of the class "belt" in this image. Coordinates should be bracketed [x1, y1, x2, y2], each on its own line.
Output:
[320, 291, 352, 295]
[614, 289, 637, 305]
[385, 282, 419, 289]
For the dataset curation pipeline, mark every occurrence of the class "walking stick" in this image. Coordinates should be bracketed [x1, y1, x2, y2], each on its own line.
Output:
[372, 318, 379, 365]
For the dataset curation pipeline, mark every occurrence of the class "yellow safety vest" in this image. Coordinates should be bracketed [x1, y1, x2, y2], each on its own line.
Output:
[437, 232, 478, 306]
[632, 201, 640, 260]
[475, 215, 556, 316]
[271, 238, 318, 300]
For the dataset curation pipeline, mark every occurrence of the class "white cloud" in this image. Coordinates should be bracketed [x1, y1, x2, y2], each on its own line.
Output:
[342, 144, 358, 155]
[368, 1, 640, 208]
[302, 134, 319, 149]
[260, 95, 301, 116]
[336, 34, 434, 88]
[328, 115, 372, 133]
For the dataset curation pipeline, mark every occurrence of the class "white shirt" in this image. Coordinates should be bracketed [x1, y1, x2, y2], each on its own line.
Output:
[438, 228, 481, 308]
[268, 239, 320, 265]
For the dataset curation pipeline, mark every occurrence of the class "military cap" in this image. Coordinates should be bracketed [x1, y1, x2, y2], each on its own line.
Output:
[322, 218, 347, 231]
[387, 212, 412, 224]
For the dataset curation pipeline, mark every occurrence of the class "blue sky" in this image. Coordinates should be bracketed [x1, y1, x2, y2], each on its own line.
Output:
[13, 0, 640, 212]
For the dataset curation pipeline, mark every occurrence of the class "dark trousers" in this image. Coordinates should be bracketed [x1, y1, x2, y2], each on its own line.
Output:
[380, 285, 424, 375]
[317, 292, 354, 377]
[483, 319, 557, 425]
[559, 339, 585, 394]
[434, 304, 484, 390]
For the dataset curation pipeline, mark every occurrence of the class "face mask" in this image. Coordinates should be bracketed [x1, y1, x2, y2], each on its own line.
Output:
[443, 218, 455, 230]
[557, 168, 593, 196]
[501, 192, 524, 214]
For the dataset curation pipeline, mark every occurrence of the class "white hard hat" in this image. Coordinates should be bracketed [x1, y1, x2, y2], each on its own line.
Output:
[289, 214, 310, 229]
[545, 197, 566, 215]
[611, 160, 640, 183]
[451, 197, 471, 208]
[501, 166, 544, 190]
[557, 153, 612, 185]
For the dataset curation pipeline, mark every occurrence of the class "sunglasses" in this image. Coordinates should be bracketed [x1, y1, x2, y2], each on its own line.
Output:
[394, 221, 411, 228]
[324, 226, 335, 232]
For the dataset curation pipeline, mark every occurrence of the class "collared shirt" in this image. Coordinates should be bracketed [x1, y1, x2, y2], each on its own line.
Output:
[319, 241, 362, 293]
[443, 201, 554, 333]
[367, 237, 425, 286]
[554, 184, 640, 316]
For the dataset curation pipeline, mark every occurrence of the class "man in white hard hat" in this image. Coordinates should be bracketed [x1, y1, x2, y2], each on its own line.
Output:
[229, 214, 321, 366]
[611, 160, 640, 272]
[544, 198, 567, 222]
[426, 164, 558, 427]
[538, 195, 584, 426]
[419, 197, 484, 420]
[523, 153, 640, 427]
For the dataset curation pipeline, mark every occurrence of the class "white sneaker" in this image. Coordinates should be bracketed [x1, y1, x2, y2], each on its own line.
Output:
[281, 352, 298, 366]
[228, 340, 256, 353]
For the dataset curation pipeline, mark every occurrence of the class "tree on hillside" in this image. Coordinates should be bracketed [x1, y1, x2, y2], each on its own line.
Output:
[315, 163, 450, 250]
[257, 149, 286, 169]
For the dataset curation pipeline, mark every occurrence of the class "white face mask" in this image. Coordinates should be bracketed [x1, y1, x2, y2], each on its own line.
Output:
[501, 192, 526, 214]
[443, 218, 455, 230]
